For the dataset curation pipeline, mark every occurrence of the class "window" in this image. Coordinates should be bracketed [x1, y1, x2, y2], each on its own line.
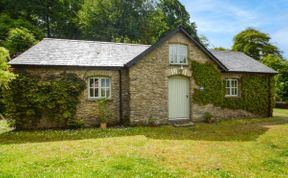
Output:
[225, 79, 239, 97]
[88, 77, 111, 99]
[169, 44, 188, 64]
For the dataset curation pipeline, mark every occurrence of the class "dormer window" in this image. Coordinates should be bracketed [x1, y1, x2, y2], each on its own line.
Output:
[169, 44, 188, 65]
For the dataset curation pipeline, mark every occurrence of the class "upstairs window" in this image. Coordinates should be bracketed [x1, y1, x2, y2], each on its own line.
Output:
[88, 77, 111, 99]
[225, 79, 239, 97]
[169, 44, 188, 65]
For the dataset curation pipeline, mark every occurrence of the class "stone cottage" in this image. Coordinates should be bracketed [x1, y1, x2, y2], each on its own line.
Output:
[9, 27, 277, 128]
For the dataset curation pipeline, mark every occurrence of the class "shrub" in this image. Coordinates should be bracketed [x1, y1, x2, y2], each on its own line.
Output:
[96, 99, 113, 123]
[203, 112, 216, 123]
[66, 118, 84, 129]
[3, 73, 86, 129]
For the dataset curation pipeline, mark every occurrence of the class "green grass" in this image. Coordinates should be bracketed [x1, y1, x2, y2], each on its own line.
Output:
[0, 109, 288, 178]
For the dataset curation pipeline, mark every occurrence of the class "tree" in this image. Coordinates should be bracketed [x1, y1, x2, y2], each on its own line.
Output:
[5, 27, 37, 56]
[199, 35, 209, 47]
[158, 0, 198, 39]
[1, 0, 82, 39]
[232, 28, 282, 60]
[0, 13, 43, 46]
[261, 55, 288, 101]
[0, 47, 15, 89]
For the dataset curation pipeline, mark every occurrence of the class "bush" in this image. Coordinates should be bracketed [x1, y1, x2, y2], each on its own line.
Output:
[203, 112, 216, 123]
[96, 99, 113, 123]
[66, 118, 84, 129]
[3, 73, 86, 129]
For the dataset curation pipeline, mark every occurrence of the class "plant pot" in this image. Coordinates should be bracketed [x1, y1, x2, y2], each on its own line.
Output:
[100, 122, 107, 129]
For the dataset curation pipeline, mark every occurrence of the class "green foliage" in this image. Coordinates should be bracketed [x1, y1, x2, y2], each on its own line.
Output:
[222, 76, 271, 115]
[262, 54, 288, 102]
[0, 13, 44, 46]
[96, 99, 113, 123]
[78, 0, 198, 44]
[191, 61, 225, 106]
[3, 73, 86, 129]
[158, 0, 198, 39]
[0, 47, 15, 89]
[199, 35, 209, 47]
[192, 61, 272, 115]
[232, 27, 282, 60]
[5, 27, 37, 56]
[66, 118, 84, 129]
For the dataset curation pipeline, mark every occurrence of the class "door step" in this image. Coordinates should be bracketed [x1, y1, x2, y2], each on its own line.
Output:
[169, 119, 194, 127]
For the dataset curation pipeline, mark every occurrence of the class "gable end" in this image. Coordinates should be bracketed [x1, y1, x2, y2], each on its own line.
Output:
[125, 27, 228, 71]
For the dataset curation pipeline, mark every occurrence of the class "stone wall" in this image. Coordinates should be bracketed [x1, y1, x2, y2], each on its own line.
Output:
[128, 32, 263, 124]
[16, 67, 126, 128]
[128, 32, 218, 124]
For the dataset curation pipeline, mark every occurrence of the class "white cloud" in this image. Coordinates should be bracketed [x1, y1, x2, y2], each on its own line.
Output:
[271, 27, 288, 57]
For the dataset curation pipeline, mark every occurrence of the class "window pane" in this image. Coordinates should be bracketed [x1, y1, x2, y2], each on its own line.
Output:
[226, 88, 230, 95]
[105, 79, 109, 87]
[95, 79, 98, 88]
[95, 88, 99, 97]
[106, 88, 110, 98]
[101, 88, 105, 97]
[226, 80, 230, 87]
[90, 88, 94, 97]
[90, 78, 94, 88]
[101, 79, 105, 88]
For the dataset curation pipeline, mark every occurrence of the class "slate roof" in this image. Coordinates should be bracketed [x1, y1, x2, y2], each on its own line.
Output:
[209, 50, 277, 74]
[9, 34, 277, 74]
[9, 38, 150, 67]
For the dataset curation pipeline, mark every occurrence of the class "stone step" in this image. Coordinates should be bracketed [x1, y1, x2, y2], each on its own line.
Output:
[168, 119, 194, 127]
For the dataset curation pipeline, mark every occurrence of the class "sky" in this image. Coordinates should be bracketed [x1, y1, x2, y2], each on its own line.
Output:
[180, 0, 288, 58]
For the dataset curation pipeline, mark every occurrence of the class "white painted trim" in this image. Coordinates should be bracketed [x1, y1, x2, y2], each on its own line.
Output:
[169, 44, 188, 65]
[88, 77, 112, 99]
[225, 79, 239, 97]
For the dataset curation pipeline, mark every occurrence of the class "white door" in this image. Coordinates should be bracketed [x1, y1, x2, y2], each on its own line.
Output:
[168, 76, 190, 120]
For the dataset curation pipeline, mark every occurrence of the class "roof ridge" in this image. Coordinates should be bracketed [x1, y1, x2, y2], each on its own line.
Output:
[209, 49, 243, 53]
[43, 38, 151, 47]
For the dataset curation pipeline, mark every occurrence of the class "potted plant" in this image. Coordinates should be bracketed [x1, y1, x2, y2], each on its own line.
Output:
[96, 99, 112, 129]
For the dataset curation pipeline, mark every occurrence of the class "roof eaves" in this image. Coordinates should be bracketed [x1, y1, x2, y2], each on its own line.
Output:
[10, 64, 124, 70]
[223, 70, 278, 75]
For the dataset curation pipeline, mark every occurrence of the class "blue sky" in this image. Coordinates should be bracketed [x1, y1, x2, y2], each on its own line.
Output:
[180, 0, 288, 58]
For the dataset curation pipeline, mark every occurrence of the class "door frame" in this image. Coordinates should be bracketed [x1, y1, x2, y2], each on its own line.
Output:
[168, 75, 191, 120]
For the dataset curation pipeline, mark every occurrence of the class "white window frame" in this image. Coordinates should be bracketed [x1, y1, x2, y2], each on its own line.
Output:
[225, 79, 239, 97]
[88, 77, 111, 99]
[169, 44, 188, 65]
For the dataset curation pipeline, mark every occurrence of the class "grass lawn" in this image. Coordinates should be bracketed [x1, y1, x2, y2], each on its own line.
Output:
[0, 109, 288, 177]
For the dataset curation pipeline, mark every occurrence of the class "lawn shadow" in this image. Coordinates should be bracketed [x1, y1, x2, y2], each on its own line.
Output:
[0, 117, 287, 145]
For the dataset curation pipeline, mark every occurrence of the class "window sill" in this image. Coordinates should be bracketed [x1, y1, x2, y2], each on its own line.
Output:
[225, 95, 240, 98]
[87, 98, 113, 102]
[169, 63, 189, 66]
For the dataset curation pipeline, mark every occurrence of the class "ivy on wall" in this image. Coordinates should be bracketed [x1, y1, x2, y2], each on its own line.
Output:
[191, 61, 225, 106]
[3, 73, 86, 129]
[191, 61, 273, 116]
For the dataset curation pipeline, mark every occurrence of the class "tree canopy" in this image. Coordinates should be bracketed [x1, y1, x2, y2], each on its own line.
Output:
[0, 47, 15, 89]
[262, 54, 288, 101]
[0, 0, 198, 46]
[232, 28, 282, 60]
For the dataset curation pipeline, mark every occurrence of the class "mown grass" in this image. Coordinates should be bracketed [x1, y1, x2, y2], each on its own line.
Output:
[0, 109, 287, 177]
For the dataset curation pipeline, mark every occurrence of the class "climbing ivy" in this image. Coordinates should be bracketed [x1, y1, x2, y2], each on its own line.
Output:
[191, 61, 225, 106]
[3, 73, 86, 129]
[191, 61, 273, 115]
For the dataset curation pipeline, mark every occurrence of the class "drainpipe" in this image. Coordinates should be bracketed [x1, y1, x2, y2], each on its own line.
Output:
[268, 75, 273, 117]
[118, 69, 123, 124]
